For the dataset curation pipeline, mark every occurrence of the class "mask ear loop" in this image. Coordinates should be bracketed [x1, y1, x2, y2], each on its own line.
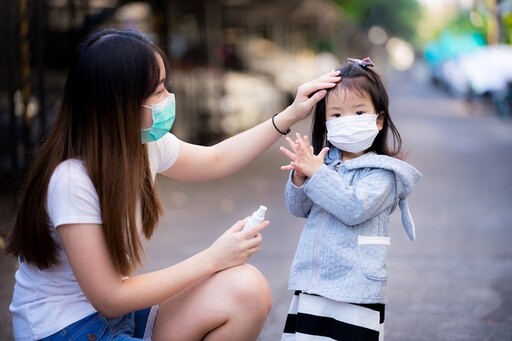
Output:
[376, 111, 385, 130]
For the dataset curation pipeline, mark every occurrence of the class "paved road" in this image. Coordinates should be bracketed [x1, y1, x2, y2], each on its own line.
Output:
[2, 63, 512, 340]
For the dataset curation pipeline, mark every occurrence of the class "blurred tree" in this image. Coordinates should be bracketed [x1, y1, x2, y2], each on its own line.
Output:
[334, 0, 420, 42]
[503, 9, 512, 43]
[445, 11, 488, 40]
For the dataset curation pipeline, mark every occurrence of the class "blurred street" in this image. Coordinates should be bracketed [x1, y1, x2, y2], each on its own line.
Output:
[2, 63, 512, 340]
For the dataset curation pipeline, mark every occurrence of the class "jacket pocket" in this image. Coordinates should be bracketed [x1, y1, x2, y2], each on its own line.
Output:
[357, 235, 390, 281]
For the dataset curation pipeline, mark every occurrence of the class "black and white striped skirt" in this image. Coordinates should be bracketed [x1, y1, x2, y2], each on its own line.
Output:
[281, 291, 385, 341]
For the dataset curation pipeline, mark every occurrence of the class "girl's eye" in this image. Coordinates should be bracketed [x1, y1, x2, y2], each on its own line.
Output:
[333, 113, 341, 118]
[355, 111, 365, 115]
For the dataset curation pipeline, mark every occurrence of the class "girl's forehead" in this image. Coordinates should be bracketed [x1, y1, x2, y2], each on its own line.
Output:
[326, 87, 371, 104]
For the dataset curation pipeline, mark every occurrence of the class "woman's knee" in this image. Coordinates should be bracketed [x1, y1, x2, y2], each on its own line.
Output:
[152, 264, 271, 340]
[218, 264, 272, 314]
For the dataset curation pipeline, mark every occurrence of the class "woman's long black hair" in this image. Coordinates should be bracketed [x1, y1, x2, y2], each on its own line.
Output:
[6, 28, 170, 275]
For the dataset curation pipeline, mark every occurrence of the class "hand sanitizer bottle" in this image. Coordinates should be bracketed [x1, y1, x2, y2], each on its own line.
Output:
[243, 205, 267, 230]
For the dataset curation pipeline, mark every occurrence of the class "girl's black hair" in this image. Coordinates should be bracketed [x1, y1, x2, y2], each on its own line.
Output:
[311, 62, 402, 158]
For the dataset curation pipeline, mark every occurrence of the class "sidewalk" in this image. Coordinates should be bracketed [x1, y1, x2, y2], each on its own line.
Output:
[0, 172, 19, 340]
[0, 241, 15, 340]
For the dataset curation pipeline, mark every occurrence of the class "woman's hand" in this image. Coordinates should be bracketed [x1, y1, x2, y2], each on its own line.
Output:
[287, 70, 341, 121]
[280, 133, 329, 179]
[206, 218, 269, 272]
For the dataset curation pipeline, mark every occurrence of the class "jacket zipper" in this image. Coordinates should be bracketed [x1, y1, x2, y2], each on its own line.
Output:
[306, 160, 341, 293]
[306, 210, 328, 293]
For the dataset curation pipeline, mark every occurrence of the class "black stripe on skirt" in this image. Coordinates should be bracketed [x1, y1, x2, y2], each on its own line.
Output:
[282, 291, 385, 341]
[284, 312, 380, 340]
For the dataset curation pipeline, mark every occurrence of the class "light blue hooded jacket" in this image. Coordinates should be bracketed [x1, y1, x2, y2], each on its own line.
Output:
[285, 148, 422, 304]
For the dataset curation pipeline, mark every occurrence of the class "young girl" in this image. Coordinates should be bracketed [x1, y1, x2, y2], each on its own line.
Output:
[279, 57, 422, 340]
[5, 28, 340, 340]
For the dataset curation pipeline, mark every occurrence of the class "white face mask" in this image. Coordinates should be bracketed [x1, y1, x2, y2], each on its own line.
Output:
[326, 114, 379, 153]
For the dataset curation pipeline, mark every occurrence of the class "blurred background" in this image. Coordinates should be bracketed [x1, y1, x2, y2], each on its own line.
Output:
[1, 0, 512, 340]
[1, 0, 510, 171]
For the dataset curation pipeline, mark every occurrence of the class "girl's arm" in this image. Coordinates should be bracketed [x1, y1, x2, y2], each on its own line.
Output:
[280, 134, 322, 218]
[57, 219, 268, 318]
[280, 134, 396, 225]
[285, 173, 313, 218]
[305, 166, 397, 225]
[161, 71, 340, 182]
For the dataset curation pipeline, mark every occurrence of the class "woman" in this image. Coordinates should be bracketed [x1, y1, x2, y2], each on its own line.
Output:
[6, 28, 340, 340]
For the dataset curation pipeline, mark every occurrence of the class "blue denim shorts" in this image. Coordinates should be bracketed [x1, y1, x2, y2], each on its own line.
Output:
[41, 306, 158, 340]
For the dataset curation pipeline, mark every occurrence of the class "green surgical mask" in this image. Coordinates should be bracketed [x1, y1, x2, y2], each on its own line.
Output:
[141, 94, 176, 143]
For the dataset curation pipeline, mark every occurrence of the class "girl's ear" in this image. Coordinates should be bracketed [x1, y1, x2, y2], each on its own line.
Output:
[377, 112, 385, 130]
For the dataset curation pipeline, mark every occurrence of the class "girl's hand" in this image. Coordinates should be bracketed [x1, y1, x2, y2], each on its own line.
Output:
[279, 136, 307, 179]
[288, 70, 341, 121]
[206, 218, 269, 272]
[281, 133, 329, 178]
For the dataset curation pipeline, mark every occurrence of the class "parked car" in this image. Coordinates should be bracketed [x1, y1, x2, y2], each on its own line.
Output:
[440, 44, 512, 99]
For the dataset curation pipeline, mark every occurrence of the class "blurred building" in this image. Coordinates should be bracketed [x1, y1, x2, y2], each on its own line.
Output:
[0, 0, 352, 176]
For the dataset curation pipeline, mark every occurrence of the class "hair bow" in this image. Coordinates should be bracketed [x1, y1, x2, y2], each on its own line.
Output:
[347, 57, 375, 68]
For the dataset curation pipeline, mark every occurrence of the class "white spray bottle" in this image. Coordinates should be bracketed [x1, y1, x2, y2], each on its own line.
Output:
[243, 205, 267, 231]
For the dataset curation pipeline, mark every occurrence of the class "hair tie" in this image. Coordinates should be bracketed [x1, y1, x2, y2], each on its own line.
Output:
[272, 113, 291, 135]
[347, 57, 375, 68]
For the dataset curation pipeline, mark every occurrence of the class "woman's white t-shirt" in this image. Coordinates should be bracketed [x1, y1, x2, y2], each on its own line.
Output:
[10, 133, 180, 340]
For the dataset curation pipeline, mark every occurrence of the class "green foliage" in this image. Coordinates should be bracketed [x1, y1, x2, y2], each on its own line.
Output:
[447, 11, 487, 38]
[504, 12, 512, 44]
[334, 0, 421, 41]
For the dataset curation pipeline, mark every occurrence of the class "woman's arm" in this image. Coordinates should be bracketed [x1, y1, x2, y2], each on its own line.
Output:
[58, 219, 268, 318]
[161, 70, 340, 182]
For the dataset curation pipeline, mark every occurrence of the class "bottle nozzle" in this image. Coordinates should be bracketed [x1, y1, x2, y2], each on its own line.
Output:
[243, 205, 268, 230]
[256, 205, 267, 217]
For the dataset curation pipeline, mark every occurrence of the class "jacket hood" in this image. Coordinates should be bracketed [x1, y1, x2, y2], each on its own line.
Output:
[325, 148, 422, 240]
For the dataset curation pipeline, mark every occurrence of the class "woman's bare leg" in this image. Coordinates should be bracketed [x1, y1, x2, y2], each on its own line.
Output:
[152, 264, 272, 341]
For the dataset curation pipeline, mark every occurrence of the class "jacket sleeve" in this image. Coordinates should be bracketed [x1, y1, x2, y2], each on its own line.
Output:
[303, 165, 396, 225]
[285, 171, 313, 218]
